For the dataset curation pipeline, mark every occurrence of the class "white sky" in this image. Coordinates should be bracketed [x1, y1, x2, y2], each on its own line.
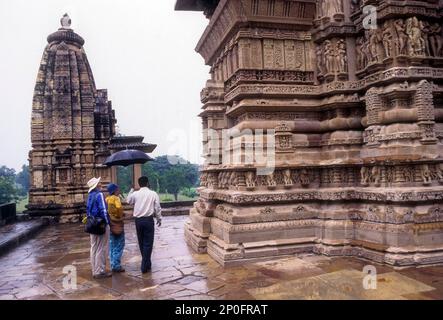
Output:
[0, 0, 209, 171]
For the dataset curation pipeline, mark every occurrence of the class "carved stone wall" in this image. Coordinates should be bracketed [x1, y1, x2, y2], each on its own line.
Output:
[28, 17, 116, 222]
[177, 0, 443, 266]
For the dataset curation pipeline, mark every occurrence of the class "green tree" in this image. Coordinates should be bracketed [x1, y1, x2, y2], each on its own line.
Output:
[142, 163, 161, 192]
[142, 155, 199, 194]
[0, 166, 19, 204]
[112, 155, 200, 200]
[116, 166, 132, 194]
[163, 167, 188, 201]
[15, 164, 30, 196]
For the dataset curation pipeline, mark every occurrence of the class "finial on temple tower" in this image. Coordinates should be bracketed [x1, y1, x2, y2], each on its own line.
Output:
[60, 13, 71, 29]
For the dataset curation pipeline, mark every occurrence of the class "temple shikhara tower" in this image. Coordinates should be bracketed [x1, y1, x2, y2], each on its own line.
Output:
[176, 0, 443, 266]
[28, 15, 153, 222]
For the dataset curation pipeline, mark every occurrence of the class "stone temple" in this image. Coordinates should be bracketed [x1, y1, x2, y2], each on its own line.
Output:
[28, 15, 154, 222]
[176, 0, 443, 266]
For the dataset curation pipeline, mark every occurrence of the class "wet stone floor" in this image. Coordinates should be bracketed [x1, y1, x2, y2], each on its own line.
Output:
[1, 215, 443, 300]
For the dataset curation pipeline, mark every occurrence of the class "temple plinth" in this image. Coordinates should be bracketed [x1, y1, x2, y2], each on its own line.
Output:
[176, 0, 443, 266]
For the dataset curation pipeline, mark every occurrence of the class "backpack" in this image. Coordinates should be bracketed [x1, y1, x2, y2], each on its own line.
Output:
[84, 192, 106, 235]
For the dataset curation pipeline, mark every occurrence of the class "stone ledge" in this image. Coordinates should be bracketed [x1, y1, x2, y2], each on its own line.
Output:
[200, 187, 443, 204]
[203, 233, 443, 267]
[0, 219, 48, 257]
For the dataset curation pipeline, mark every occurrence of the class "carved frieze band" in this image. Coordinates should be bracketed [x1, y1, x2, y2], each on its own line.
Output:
[213, 203, 443, 226]
[224, 67, 443, 102]
[199, 187, 443, 205]
[200, 163, 443, 192]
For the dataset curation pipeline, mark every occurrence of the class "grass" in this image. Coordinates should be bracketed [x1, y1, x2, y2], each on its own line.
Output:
[159, 193, 197, 202]
[16, 196, 28, 213]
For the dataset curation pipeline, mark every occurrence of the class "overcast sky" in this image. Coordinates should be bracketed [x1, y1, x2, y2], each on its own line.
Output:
[0, 0, 209, 171]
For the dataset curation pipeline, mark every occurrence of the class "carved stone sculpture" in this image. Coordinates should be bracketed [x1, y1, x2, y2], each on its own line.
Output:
[324, 40, 335, 74]
[336, 39, 347, 73]
[406, 17, 426, 57]
[245, 171, 256, 189]
[394, 19, 408, 56]
[283, 169, 293, 187]
[421, 164, 432, 185]
[430, 23, 443, 57]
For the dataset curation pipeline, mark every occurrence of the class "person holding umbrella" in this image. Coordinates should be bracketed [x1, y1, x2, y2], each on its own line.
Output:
[127, 176, 162, 274]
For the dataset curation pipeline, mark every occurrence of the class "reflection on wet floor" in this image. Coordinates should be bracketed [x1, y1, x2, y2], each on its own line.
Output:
[0, 216, 442, 300]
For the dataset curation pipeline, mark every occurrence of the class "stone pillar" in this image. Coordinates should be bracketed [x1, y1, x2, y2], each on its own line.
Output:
[110, 166, 117, 184]
[132, 164, 142, 188]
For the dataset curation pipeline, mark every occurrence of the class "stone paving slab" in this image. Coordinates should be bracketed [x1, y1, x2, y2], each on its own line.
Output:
[0, 216, 442, 300]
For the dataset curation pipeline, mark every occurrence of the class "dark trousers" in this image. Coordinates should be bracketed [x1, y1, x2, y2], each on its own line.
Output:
[135, 216, 154, 273]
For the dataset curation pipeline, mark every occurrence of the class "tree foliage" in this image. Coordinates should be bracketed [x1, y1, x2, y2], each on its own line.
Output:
[15, 165, 30, 196]
[143, 156, 199, 200]
[113, 155, 199, 200]
[116, 166, 132, 194]
[0, 166, 20, 204]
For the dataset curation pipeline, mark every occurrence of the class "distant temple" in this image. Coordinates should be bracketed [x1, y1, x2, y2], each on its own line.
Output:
[176, 0, 443, 266]
[28, 15, 154, 222]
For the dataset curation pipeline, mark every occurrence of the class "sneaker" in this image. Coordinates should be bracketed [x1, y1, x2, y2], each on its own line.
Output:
[112, 268, 125, 273]
[93, 272, 112, 279]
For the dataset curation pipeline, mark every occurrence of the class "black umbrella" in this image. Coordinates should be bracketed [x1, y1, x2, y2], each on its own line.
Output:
[104, 150, 154, 167]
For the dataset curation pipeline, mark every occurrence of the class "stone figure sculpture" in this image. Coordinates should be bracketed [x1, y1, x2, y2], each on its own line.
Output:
[430, 23, 443, 57]
[361, 167, 370, 185]
[336, 39, 347, 73]
[316, 45, 325, 74]
[420, 20, 432, 56]
[369, 30, 382, 62]
[266, 173, 277, 188]
[356, 37, 366, 70]
[283, 169, 293, 187]
[245, 171, 256, 189]
[421, 165, 433, 185]
[324, 40, 335, 73]
[382, 23, 393, 58]
[406, 17, 426, 56]
[394, 19, 408, 55]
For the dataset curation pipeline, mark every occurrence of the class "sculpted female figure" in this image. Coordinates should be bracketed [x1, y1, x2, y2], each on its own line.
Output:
[324, 40, 335, 73]
[336, 39, 347, 72]
[430, 23, 443, 57]
[394, 19, 408, 55]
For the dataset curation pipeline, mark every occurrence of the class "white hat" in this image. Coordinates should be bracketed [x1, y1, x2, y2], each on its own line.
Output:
[87, 177, 101, 193]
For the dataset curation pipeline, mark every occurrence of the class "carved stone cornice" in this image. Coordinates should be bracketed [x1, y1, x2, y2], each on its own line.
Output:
[196, 0, 316, 65]
[225, 69, 315, 92]
[224, 67, 443, 103]
[312, 22, 358, 43]
[235, 28, 312, 41]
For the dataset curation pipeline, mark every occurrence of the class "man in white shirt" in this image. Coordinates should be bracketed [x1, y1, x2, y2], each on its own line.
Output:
[127, 176, 162, 273]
